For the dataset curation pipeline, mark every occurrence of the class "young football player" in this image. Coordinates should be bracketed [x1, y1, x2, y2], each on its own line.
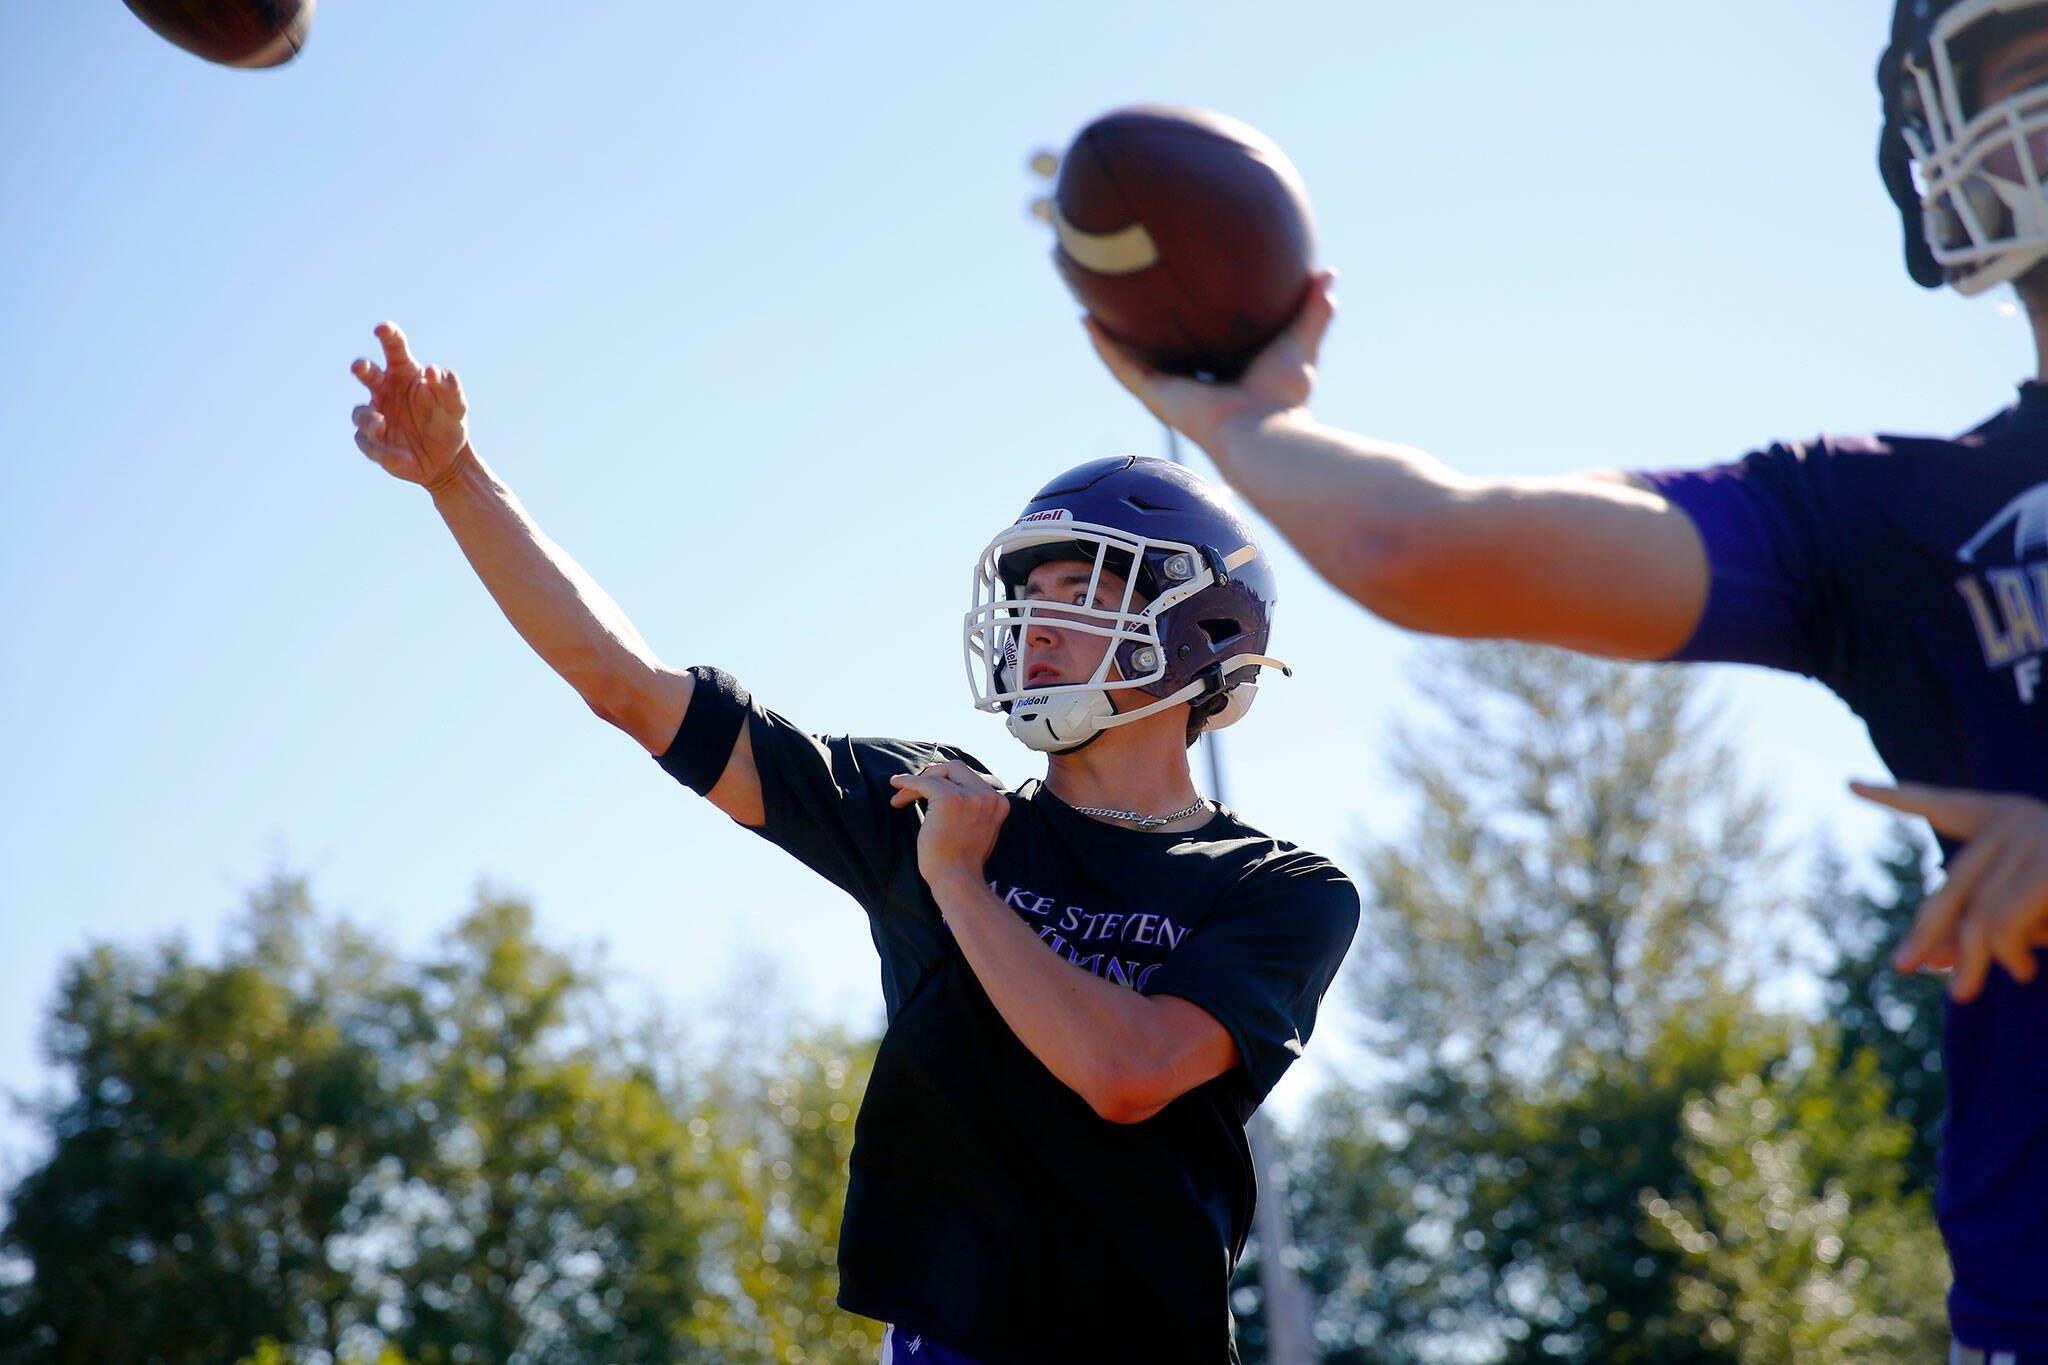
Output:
[348, 325, 1358, 1363]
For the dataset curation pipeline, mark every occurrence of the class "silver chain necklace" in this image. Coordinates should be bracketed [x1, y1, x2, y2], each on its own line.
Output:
[1066, 795, 1210, 830]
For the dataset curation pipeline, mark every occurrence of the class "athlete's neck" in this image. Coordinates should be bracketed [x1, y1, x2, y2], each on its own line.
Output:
[1042, 709, 1207, 830]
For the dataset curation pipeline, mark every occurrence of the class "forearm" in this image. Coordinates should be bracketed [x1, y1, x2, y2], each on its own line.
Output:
[1203, 408, 1703, 657]
[1203, 407, 1459, 600]
[427, 446, 676, 737]
[927, 869, 1180, 1123]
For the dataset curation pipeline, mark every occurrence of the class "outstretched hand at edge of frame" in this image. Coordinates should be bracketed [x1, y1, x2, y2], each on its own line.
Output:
[1852, 779, 2048, 1002]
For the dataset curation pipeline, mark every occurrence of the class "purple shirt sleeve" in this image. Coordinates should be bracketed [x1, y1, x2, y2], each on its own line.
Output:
[1637, 446, 1842, 684]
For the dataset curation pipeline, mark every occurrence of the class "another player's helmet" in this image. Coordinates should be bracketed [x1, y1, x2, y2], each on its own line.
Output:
[1882, 0, 2048, 293]
[963, 455, 1289, 754]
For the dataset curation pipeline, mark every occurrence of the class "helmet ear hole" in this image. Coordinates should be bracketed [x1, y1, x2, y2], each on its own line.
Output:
[1198, 618, 1243, 645]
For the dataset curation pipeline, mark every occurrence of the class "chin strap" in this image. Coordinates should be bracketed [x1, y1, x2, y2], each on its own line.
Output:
[1005, 654, 1291, 753]
[1006, 688, 1115, 753]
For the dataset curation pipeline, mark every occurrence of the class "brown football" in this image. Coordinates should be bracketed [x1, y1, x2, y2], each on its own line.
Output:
[121, 0, 315, 68]
[1053, 105, 1316, 382]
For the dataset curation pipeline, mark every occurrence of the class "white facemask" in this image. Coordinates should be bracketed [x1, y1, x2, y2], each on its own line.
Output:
[962, 512, 1285, 753]
[1905, 0, 2048, 293]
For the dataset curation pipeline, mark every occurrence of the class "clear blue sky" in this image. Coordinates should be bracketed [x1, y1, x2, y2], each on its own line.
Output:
[0, 0, 2022, 1165]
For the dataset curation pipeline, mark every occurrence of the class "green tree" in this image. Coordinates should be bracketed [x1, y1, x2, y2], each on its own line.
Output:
[1811, 825, 1945, 1191]
[374, 894, 722, 1365]
[1642, 1042, 1949, 1361]
[238, 1339, 416, 1365]
[1293, 1006, 1795, 1364]
[1349, 644, 1771, 1090]
[0, 875, 426, 1364]
[2, 879, 883, 1365]
[690, 1008, 879, 1364]
[1294, 644, 1775, 1363]
[1287, 644, 1945, 1364]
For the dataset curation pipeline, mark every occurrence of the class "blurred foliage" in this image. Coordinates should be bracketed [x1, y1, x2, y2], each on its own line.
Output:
[376, 897, 718, 1364]
[1643, 1041, 1948, 1362]
[0, 875, 427, 1363]
[1812, 825, 1946, 1191]
[691, 1025, 881, 1364]
[239, 1339, 413, 1365]
[1264, 645, 1950, 1365]
[0, 878, 875, 1365]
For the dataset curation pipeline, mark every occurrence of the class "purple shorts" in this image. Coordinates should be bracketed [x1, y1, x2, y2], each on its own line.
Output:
[882, 1325, 984, 1364]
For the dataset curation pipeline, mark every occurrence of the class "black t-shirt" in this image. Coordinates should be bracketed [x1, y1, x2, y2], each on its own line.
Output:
[695, 699, 1358, 1363]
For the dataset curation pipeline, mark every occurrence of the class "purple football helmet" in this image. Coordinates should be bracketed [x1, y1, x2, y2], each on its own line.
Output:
[1882, 0, 2048, 292]
[964, 455, 1289, 753]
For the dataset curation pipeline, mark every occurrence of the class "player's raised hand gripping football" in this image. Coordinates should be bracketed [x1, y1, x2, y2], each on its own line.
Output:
[350, 322, 472, 491]
[888, 759, 1011, 890]
[1087, 270, 1336, 455]
[1853, 780, 2048, 1002]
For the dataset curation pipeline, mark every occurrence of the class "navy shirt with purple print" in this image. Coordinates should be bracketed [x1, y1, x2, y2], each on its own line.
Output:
[1639, 383, 2048, 1353]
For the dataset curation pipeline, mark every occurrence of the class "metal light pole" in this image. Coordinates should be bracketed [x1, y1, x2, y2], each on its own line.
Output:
[1029, 146, 1319, 1364]
[1167, 424, 1321, 1365]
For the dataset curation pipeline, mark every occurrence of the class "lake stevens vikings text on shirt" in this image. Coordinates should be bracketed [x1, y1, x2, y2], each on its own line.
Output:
[1956, 477, 2048, 703]
[980, 879, 1193, 990]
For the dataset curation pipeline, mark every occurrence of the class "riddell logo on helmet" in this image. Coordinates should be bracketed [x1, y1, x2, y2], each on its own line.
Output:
[1017, 509, 1071, 524]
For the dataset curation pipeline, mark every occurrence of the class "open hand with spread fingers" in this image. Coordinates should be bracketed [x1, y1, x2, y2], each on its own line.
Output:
[888, 760, 1011, 890]
[1852, 780, 2048, 1002]
[350, 322, 472, 491]
[1087, 269, 1336, 455]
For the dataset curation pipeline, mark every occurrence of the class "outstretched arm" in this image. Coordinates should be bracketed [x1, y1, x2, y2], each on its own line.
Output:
[1089, 276, 1710, 660]
[349, 322, 762, 824]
